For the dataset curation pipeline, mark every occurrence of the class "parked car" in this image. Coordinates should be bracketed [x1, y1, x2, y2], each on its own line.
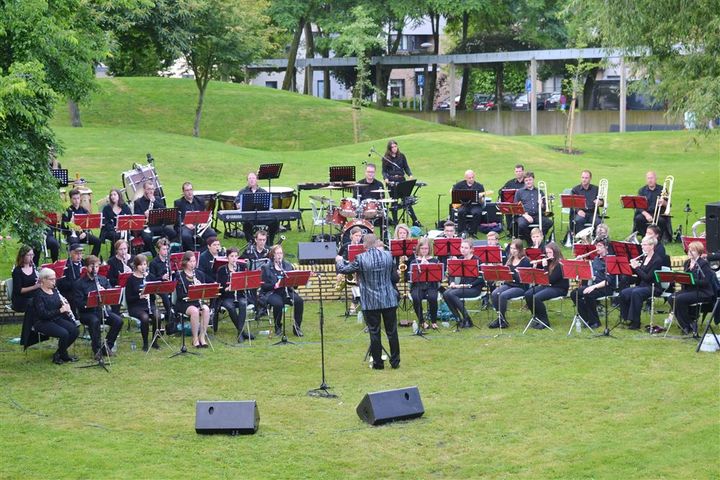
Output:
[512, 92, 552, 111]
[472, 94, 496, 111]
[436, 95, 460, 111]
[544, 92, 563, 110]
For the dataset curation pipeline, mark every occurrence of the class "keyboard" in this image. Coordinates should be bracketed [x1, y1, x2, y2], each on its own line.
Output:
[217, 209, 302, 223]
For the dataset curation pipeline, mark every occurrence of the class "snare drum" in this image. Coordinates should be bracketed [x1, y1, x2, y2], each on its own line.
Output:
[339, 197, 359, 218]
[360, 199, 383, 219]
[218, 191, 240, 210]
[268, 186, 295, 209]
[326, 206, 345, 226]
[194, 190, 218, 212]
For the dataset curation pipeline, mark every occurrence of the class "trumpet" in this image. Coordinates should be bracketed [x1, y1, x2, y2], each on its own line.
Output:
[57, 289, 80, 326]
[652, 175, 674, 225]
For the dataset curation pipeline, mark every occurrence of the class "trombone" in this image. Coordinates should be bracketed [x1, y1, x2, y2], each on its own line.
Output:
[537, 180, 551, 233]
[652, 175, 674, 225]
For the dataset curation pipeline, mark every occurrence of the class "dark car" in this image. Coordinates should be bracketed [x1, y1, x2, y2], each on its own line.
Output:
[436, 95, 460, 111]
[511, 93, 551, 111]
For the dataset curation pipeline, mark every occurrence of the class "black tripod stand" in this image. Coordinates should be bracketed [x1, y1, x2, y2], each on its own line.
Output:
[169, 311, 200, 358]
[78, 280, 112, 373]
[308, 272, 337, 398]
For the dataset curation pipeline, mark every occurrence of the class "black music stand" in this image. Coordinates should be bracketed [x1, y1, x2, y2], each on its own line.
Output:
[329, 165, 356, 184]
[480, 265, 514, 331]
[517, 267, 552, 333]
[142, 280, 177, 351]
[389, 179, 417, 225]
[562, 259, 595, 336]
[51, 168, 69, 187]
[273, 270, 311, 346]
[599, 255, 633, 337]
[447, 258, 480, 331]
[654, 271, 695, 337]
[79, 287, 123, 372]
[229, 270, 262, 346]
[409, 262, 443, 339]
[433, 238, 461, 258]
[258, 163, 283, 192]
[170, 283, 219, 358]
[452, 189, 482, 205]
[390, 239, 418, 323]
[148, 208, 178, 228]
[561, 194, 587, 245]
[497, 202, 524, 239]
[696, 298, 720, 353]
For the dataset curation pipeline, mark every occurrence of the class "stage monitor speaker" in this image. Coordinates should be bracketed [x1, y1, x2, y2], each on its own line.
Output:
[706, 202, 720, 254]
[298, 241, 337, 264]
[195, 400, 259, 435]
[483, 201, 503, 224]
[356, 386, 424, 426]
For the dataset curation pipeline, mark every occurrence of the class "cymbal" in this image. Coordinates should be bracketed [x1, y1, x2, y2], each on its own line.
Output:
[321, 185, 345, 190]
[309, 195, 334, 203]
[369, 189, 387, 193]
[347, 183, 370, 188]
[377, 198, 396, 203]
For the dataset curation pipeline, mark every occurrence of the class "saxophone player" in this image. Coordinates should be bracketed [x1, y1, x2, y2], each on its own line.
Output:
[125, 255, 159, 351]
[175, 251, 211, 348]
[337, 227, 364, 314]
[31, 268, 80, 364]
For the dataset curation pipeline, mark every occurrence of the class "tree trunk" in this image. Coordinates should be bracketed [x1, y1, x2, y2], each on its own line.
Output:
[303, 22, 315, 95]
[282, 17, 305, 91]
[566, 83, 579, 152]
[193, 77, 208, 138]
[457, 13, 470, 110]
[375, 27, 402, 108]
[68, 99, 82, 127]
[423, 14, 440, 112]
[323, 67, 330, 99]
[582, 67, 598, 110]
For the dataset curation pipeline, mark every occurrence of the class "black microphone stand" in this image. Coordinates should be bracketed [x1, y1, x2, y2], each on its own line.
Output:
[308, 270, 337, 398]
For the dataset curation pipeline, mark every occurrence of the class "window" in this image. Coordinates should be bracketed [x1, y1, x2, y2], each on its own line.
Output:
[265, 81, 278, 89]
[389, 79, 405, 99]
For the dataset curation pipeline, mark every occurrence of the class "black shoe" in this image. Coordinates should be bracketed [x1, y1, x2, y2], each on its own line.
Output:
[142, 342, 150, 352]
[588, 322, 601, 329]
[237, 334, 245, 343]
[242, 331, 255, 340]
[627, 324, 641, 330]
[151, 340, 160, 349]
[372, 363, 385, 370]
[390, 361, 400, 369]
[531, 320, 547, 330]
[293, 325, 304, 337]
[488, 318, 508, 329]
[61, 354, 78, 362]
[52, 353, 64, 365]
[274, 327, 283, 336]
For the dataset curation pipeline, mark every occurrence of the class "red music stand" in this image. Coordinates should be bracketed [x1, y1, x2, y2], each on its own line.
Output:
[41, 260, 67, 278]
[433, 238, 461, 257]
[447, 259, 479, 279]
[609, 241, 642, 260]
[498, 202, 525, 238]
[500, 189, 517, 203]
[183, 210, 211, 225]
[141, 280, 177, 351]
[170, 251, 199, 272]
[573, 244, 597, 260]
[87, 287, 123, 308]
[274, 271, 312, 345]
[410, 263, 443, 283]
[117, 215, 145, 232]
[681, 236, 706, 253]
[474, 245, 503, 264]
[229, 270, 262, 292]
[73, 213, 102, 230]
[170, 282, 220, 358]
[389, 239, 418, 257]
[98, 264, 110, 278]
[117, 272, 132, 287]
[348, 244, 365, 262]
[561, 194, 587, 210]
[605, 255, 633, 277]
[44, 212, 59, 227]
[654, 271, 696, 337]
[561, 259, 595, 335]
[620, 195, 648, 210]
[212, 257, 229, 272]
[525, 247, 544, 262]
[517, 267, 552, 332]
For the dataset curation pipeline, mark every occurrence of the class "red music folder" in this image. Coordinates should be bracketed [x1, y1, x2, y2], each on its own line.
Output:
[229, 271, 262, 291]
[500, 189, 517, 203]
[212, 257, 229, 272]
[480, 264, 514, 283]
[605, 255, 633, 277]
[116, 214, 146, 231]
[654, 271, 694, 286]
[447, 259, 479, 278]
[183, 210, 211, 225]
[609, 241, 641, 260]
[525, 248, 544, 261]
[497, 202, 524, 215]
[278, 270, 312, 288]
[433, 238, 461, 257]
[681, 236, 706, 253]
[474, 245, 503, 264]
[117, 272, 132, 287]
[348, 244, 364, 262]
[87, 287, 123, 307]
[187, 283, 221, 301]
[410, 263, 443, 283]
[560, 259, 593, 281]
[620, 195, 648, 210]
[142, 280, 177, 295]
[41, 260, 67, 278]
[516, 267, 550, 286]
[560, 194, 587, 209]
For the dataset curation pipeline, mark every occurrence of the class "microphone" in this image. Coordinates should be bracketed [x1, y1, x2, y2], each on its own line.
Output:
[361, 160, 367, 165]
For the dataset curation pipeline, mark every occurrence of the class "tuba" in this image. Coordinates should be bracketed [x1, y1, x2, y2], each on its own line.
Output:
[652, 175, 674, 225]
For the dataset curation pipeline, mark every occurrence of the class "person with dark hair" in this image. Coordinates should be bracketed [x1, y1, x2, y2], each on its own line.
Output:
[198, 236, 222, 283]
[125, 254, 158, 351]
[133, 180, 176, 256]
[216, 247, 254, 342]
[261, 244, 304, 337]
[175, 181, 217, 252]
[61, 188, 102, 256]
[100, 188, 131, 256]
[514, 172, 553, 243]
[523, 242, 569, 330]
[148, 238, 173, 330]
[57, 244, 84, 313]
[336, 234, 401, 370]
[31, 267, 80, 364]
[569, 240, 613, 329]
[234, 172, 279, 244]
[354, 163, 384, 201]
[381, 140, 420, 227]
[490, 239, 531, 328]
[443, 238, 484, 328]
[11, 245, 40, 313]
[174, 251, 211, 348]
[73, 255, 123, 358]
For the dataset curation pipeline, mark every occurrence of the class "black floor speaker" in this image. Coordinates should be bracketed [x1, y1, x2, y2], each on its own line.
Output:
[706, 202, 720, 254]
[195, 400, 259, 435]
[356, 386, 425, 426]
[298, 241, 337, 264]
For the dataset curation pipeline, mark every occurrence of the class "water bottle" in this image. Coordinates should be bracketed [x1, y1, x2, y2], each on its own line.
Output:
[412, 321, 418, 334]
[130, 341, 136, 351]
[575, 318, 581, 333]
[357, 311, 364, 324]
[663, 315, 672, 329]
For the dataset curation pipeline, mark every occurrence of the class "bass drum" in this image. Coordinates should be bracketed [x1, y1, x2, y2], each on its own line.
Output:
[341, 219, 374, 245]
[268, 186, 295, 209]
[194, 190, 218, 212]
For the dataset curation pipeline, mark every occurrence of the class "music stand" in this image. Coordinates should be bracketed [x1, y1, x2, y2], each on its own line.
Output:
[517, 267, 552, 333]
[525, 248, 544, 262]
[561, 195, 588, 245]
[329, 166, 356, 183]
[452, 190, 482, 205]
[73, 213, 102, 230]
[474, 246, 503, 264]
[79, 287, 123, 372]
[142, 281, 177, 351]
[183, 210, 211, 226]
[654, 271, 695, 337]
[681, 236, 707, 253]
[609, 241, 642, 260]
[620, 195, 648, 211]
[500, 189, 517, 203]
[561, 260, 595, 335]
[481, 265, 514, 331]
[41, 260, 67, 279]
[447, 259, 480, 331]
[117, 272, 132, 287]
[148, 208, 178, 228]
[409, 263, 443, 339]
[51, 168, 69, 187]
[348, 244, 364, 262]
[170, 282, 220, 358]
[229, 270, 262, 346]
[390, 239, 418, 322]
[696, 298, 720, 353]
[116, 215, 145, 243]
[258, 163, 283, 192]
[573, 244, 598, 260]
[433, 238, 461, 258]
[273, 271, 312, 346]
[600, 255, 633, 336]
[497, 202, 524, 238]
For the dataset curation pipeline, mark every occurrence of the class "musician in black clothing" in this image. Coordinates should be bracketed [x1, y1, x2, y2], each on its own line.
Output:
[443, 239, 484, 328]
[570, 170, 601, 235]
[216, 247, 254, 342]
[107, 239, 133, 314]
[175, 181, 217, 252]
[381, 140, 420, 226]
[61, 188, 101, 256]
[523, 243, 569, 330]
[100, 188, 131, 256]
[490, 239, 531, 328]
[409, 238, 441, 330]
[500, 164, 526, 232]
[73, 255, 123, 358]
[570, 240, 613, 329]
[57, 244, 84, 313]
[242, 230, 269, 315]
[32, 268, 79, 365]
[174, 251, 211, 348]
[11, 246, 40, 313]
[234, 172, 279, 244]
[354, 163, 384, 200]
[514, 172, 553, 243]
[198, 236, 223, 283]
[668, 241, 716, 335]
[644, 225, 671, 267]
[125, 254, 158, 351]
[619, 237, 665, 330]
[133, 181, 176, 256]
[633, 171, 671, 240]
[260, 245, 304, 337]
[452, 170, 486, 238]
[148, 238, 173, 330]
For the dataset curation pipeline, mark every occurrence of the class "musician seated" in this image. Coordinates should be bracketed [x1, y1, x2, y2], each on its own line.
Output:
[260, 245, 304, 337]
[61, 188, 102, 257]
[523, 243, 569, 330]
[570, 170, 601, 235]
[133, 180, 177, 257]
[528, 227, 546, 251]
[100, 188, 131, 256]
[490, 239, 531, 328]
[439, 221, 457, 239]
[633, 171, 672, 241]
[409, 238, 440, 330]
[242, 230, 270, 316]
[354, 163, 384, 200]
[175, 181, 217, 252]
[570, 240, 613, 329]
[644, 225, 670, 267]
[667, 241, 716, 335]
[108, 239, 133, 314]
[500, 164, 526, 231]
[125, 254, 159, 351]
[57, 244, 85, 313]
[198, 236, 222, 283]
[452, 170, 486, 238]
[148, 238, 173, 330]
[175, 251, 211, 348]
[216, 247, 254, 342]
[234, 172, 279, 245]
[11, 246, 41, 313]
[443, 239, 484, 328]
[337, 227, 364, 314]
[619, 237, 665, 330]
[32, 268, 80, 364]
[514, 172, 553, 243]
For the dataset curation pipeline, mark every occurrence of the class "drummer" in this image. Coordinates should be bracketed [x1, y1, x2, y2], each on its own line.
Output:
[353, 163, 384, 201]
[174, 181, 217, 251]
[234, 172, 279, 245]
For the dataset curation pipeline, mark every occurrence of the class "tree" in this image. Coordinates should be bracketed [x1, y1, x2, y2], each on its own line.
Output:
[173, 0, 274, 137]
[563, 58, 599, 153]
[569, 0, 720, 129]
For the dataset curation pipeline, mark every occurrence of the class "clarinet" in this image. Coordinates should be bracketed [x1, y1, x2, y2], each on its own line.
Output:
[57, 289, 80, 326]
[142, 272, 152, 313]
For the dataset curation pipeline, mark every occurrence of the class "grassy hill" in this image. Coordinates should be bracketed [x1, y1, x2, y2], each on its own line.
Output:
[51, 77, 451, 150]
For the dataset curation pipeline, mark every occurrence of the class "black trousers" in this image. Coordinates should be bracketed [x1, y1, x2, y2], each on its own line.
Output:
[34, 316, 79, 356]
[523, 285, 567, 324]
[45, 235, 60, 262]
[572, 212, 599, 235]
[516, 215, 553, 242]
[68, 232, 102, 256]
[443, 286, 483, 322]
[491, 284, 526, 317]
[633, 213, 670, 238]
[411, 283, 438, 323]
[78, 310, 123, 353]
[142, 225, 176, 256]
[669, 291, 714, 332]
[180, 225, 217, 252]
[219, 296, 247, 334]
[128, 304, 156, 345]
[265, 291, 303, 330]
[364, 307, 400, 368]
[457, 204, 484, 236]
[619, 285, 655, 328]
[100, 228, 122, 256]
[570, 286, 612, 327]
